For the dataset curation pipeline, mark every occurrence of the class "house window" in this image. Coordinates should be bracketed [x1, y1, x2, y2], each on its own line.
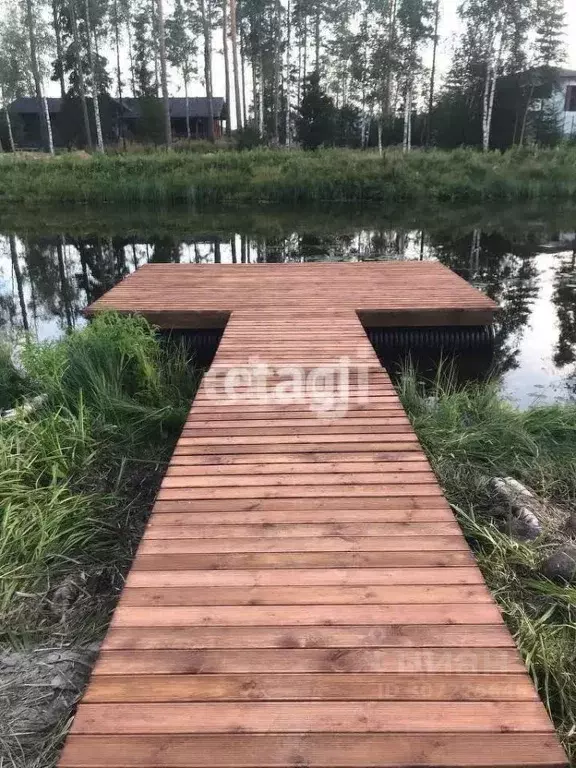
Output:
[565, 85, 576, 112]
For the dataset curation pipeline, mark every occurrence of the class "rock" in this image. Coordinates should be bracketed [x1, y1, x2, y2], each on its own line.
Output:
[489, 476, 543, 539]
[563, 512, 576, 538]
[501, 514, 540, 542]
[541, 545, 576, 583]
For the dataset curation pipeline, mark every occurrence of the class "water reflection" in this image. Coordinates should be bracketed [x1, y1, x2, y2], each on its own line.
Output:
[1, 209, 576, 405]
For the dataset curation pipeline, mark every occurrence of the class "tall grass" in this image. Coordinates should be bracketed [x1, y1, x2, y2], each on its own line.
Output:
[3, 146, 576, 205]
[0, 313, 199, 633]
[398, 368, 576, 758]
[0, 343, 28, 412]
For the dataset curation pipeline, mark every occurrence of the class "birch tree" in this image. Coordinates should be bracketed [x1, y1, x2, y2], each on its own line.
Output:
[397, 0, 433, 152]
[229, 0, 243, 129]
[156, 0, 172, 146]
[166, 0, 198, 138]
[199, 0, 215, 141]
[85, 0, 104, 151]
[0, 9, 32, 151]
[68, 0, 93, 147]
[24, 0, 55, 153]
[222, 0, 232, 136]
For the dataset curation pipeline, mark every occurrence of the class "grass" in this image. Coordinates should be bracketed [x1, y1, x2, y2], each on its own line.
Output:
[0, 313, 199, 637]
[0, 343, 28, 412]
[398, 367, 576, 759]
[3, 146, 576, 205]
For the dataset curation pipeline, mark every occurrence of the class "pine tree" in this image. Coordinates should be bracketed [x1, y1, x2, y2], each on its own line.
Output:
[296, 69, 335, 148]
[166, 0, 198, 138]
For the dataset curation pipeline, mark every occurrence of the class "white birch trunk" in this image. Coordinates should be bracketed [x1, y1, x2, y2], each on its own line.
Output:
[403, 84, 410, 152]
[377, 119, 383, 156]
[43, 97, 55, 154]
[285, 0, 291, 146]
[258, 53, 264, 138]
[229, 0, 243, 130]
[482, 22, 501, 153]
[184, 78, 191, 138]
[3, 103, 15, 152]
[85, 0, 104, 152]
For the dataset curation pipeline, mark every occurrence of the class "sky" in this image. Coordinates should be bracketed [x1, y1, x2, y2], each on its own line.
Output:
[16, 0, 576, 100]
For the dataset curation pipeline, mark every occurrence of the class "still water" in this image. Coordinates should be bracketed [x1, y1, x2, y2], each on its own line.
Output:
[1, 204, 576, 407]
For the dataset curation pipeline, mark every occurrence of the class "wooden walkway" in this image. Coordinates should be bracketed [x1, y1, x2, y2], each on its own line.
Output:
[60, 263, 567, 768]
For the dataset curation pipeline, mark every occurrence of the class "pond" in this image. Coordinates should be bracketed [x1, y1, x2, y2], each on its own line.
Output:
[1, 203, 576, 407]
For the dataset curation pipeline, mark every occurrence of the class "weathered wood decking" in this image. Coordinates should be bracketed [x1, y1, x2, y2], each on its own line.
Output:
[59, 263, 567, 768]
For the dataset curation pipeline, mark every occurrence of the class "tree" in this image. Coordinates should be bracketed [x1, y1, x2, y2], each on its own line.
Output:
[296, 69, 335, 148]
[156, 0, 172, 146]
[0, 8, 32, 151]
[397, 0, 434, 152]
[199, 0, 215, 141]
[52, 0, 67, 98]
[84, 0, 104, 151]
[133, 3, 157, 96]
[111, 0, 126, 146]
[68, 0, 93, 147]
[222, 0, 232, 136]
[229, 0, 243, 130]
[24, 0, 54, 153]
[166, 0, 198, 138]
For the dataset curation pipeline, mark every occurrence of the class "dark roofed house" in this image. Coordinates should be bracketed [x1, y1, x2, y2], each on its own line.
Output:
[7, 96, 227, 148]
[121, 97, 227, 139]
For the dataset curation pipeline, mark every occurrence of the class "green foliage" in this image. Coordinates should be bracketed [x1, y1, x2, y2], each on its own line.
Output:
[4, 146, 576, 205]
[399, 368, 576, 756]
[0, 313, 199, 617]
[22, 312, 197, 437]
[235, 124, 265, 150]
[296, 71, 336, 149]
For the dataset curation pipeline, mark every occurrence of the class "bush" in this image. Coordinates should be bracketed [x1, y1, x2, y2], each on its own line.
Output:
[0, 313, 199, 621]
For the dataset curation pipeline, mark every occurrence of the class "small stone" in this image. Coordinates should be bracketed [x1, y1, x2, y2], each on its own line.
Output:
[563, 513, 576, 538]
[541, 545, 576, 583]
[501, 515, 540, 542]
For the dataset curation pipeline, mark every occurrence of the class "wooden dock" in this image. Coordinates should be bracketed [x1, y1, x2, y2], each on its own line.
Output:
[59, 263, 567, 768]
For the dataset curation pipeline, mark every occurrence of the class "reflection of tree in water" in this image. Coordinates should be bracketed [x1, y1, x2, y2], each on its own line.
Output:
[552, 245, 576, 393]
[72, 236, 132, 303]
[430, 231, 540, 375]
[23, 236, 84, 331]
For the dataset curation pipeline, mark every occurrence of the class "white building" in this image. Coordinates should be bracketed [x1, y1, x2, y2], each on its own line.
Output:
[548, 68, 576, 136]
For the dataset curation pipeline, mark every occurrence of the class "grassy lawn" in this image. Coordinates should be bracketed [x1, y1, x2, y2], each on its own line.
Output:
[2, 146, 576, 205]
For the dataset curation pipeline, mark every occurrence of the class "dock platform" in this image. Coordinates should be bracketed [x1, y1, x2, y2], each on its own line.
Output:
[59, 263, 567, 768]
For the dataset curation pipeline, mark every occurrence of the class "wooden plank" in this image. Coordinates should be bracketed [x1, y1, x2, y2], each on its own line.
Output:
[160, 472, 436, 488]
[119, 584, 493, 606]
[93, 648, 521, 674]
[131, 551, 477, 570]
[111, 604, 504, 627]
[142, 522, 460, 538]
[102, 625, 516, 650]
[137, 536, 467, 554]
[58, 733, 568, 767]
[155, 485, 444, 500]
[125, 567, 485, 587]
[83, 673, 537, 703]
[146, 508, 456, 524]
[151, 496, 452, 512]
[70, 701, 554, 734]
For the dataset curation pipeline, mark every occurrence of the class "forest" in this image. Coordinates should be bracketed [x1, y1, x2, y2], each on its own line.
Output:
[0, 0, 570, 154]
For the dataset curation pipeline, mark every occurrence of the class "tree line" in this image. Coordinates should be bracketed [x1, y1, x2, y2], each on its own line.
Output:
[0, 0, 568, 153]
